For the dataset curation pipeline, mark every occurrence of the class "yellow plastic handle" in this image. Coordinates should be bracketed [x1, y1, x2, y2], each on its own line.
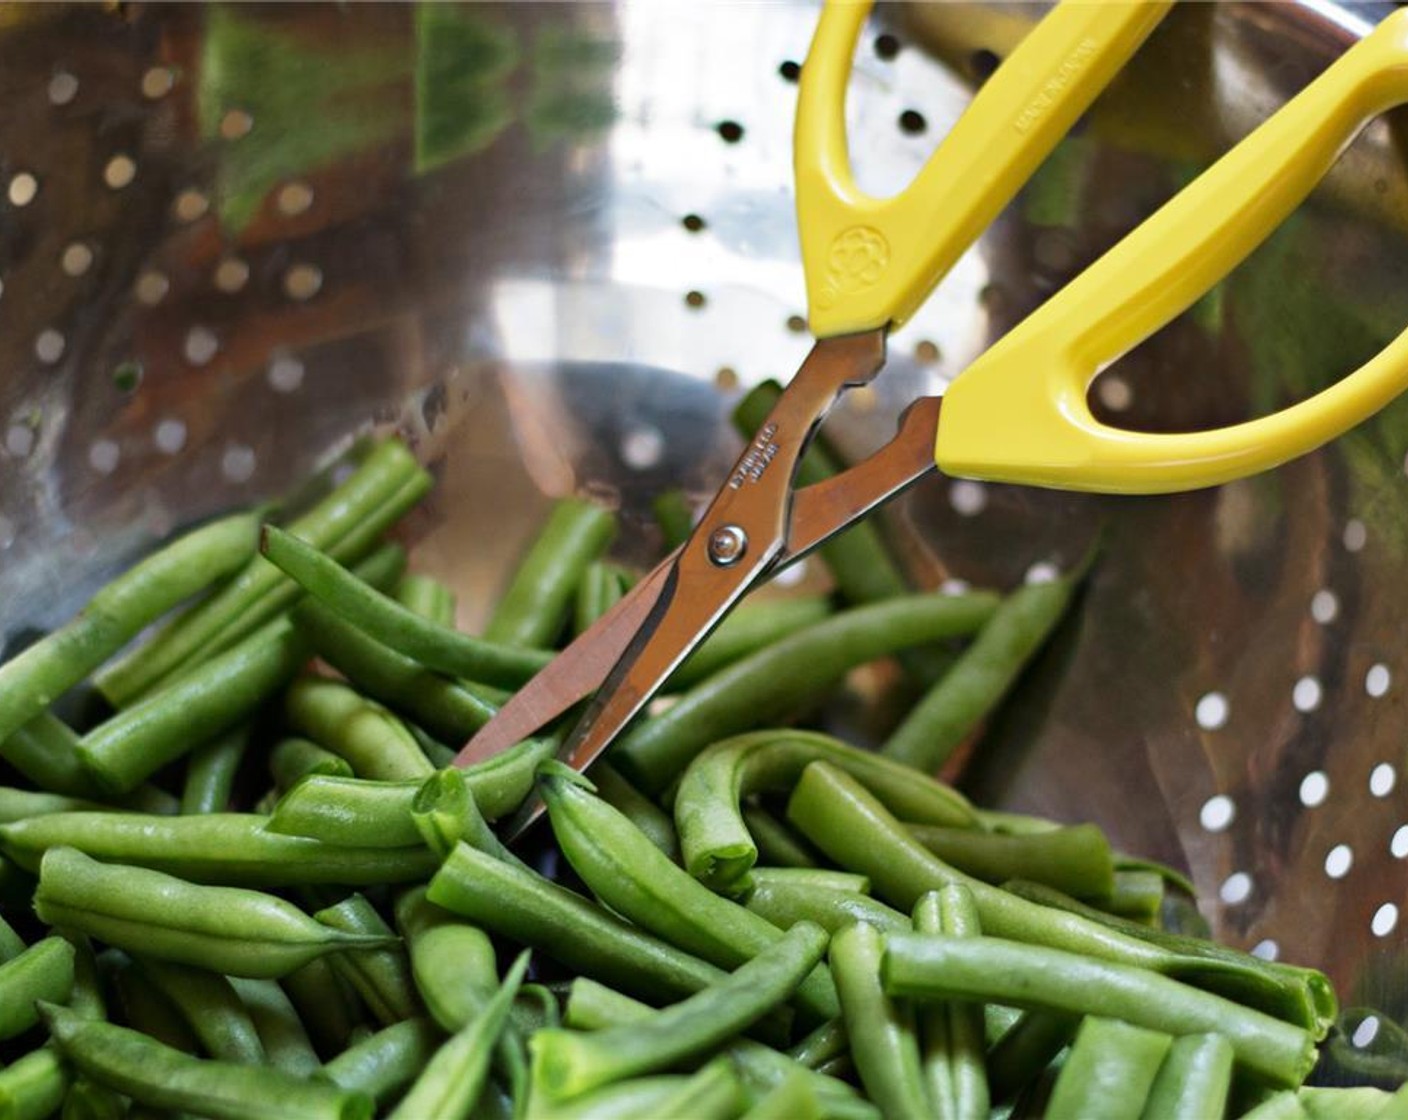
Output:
[796, 0, 1171, 338]
[937, 8, 1408, 494]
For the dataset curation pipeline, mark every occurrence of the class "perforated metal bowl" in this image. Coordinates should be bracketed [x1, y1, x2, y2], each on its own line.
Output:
[2, 0, 1407, 1019]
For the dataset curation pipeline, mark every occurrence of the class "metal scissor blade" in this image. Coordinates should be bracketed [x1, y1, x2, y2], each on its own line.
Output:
[452, 557, 676, 767]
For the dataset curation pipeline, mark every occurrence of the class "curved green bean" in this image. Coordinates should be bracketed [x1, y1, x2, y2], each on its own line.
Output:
[541, 769, 839, 1025]
[1045, 1017, 1171, 1120]
[613, 591, 1000, 794]
[263, 526, 553, 688]
[132, 958, 266, 1064]
[882, 934, 1314, 1087]
[883, 570, 1082, 771]
[284, 678, 433, 782]
[36, 847, 391, 978]
[95, 438, 430, 706]
[0, 512, 260, 746]
[1141, 1032, 1234, 1120]
[182, 726, 249, 815]
[40, 1001, 374, 1120]
[483, 498, 616, 648]
[667, 597, 833, 691]
[531, 922, 828, 1101]
[227, 977, 322, 1077]
[318, 1017, 441, 1105]
[744, 878, 909, 936]
[0, 937, 75, 1041]
[591, 761, 678, 860]
[675, 729, 978, 891]
[271, 737, 355, 790]
[905, 822, 1114, 900]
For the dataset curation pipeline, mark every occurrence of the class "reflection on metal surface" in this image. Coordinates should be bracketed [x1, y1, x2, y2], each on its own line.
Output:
[0, 1, 1407, 1007]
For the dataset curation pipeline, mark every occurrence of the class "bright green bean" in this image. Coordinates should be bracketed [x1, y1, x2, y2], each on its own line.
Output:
[388, 952, 527, 1119]
[750, 867, 871, 894]
[313, 894, 421, 1026]
[1045, 1017, 1171, 1120]
[531, 922, 828, 1101]
[742, 1069, 823, 1120]
[786, 762, 1332, 1034]
[591, 761, 679, 860]
[79, 620, 307, 794]
[393, 574, 457, 627]
[1298, 1086, 1400, 1119]
[36, 847, 391, 978]
[1240, 1091, 1309, 1119]
[542, 769, 838, 1025]
[284, 677, 433, 782]
[0, 512, 260, 746]
[318, 1018, 442, 1105]
[263, 526, 553, 688]
[0, 1049, 69, 1120]
[882, 935, 1315, 1087]
[271, 737, 355, 790]
[1103, 868, 1165, 923]
[883, 571, 1082, 771]
[292, 599, 498, 745]
[0, 937, 75, 1040]
[745, 877, 909, 936]
[1141, 1032, 1234, 1120]
[667, 597, 833, 691]
[905, 822, 1114, 900]
[574, 561, 628, 637]
[0, 786, 107, 824]
[227, 977, 322, 1077]
[95, 438, 430, 706]
[394, 887, 499, 1032]
[1, 711, 101, 797]
[132, 958, 266, 1063]
[41, 1001, 373, 1120]
[267, 736, 555, 846]
[613, 592, 1000, 794]
[647, 1058, 746, 1120]
[830, 921, 930, 1120]
[0, 811, 438, 887]
[483, 498, 616, 648]
[675, 729, 978, 891]
[181, 725, 249, 814]
[914, 886, 987, 1120]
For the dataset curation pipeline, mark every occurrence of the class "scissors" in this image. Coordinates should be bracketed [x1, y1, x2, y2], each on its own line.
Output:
[458, 0, 1408, 835]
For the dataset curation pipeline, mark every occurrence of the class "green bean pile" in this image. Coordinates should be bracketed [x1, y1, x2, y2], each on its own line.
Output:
[0, 432, 1399, 1120]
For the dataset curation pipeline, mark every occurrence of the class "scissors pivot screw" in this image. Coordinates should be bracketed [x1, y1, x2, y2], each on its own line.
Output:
[706, 524, 749, 566]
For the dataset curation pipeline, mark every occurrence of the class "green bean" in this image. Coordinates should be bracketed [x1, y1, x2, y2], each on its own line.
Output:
[743, 807, 821, 870]
[533, 1076, 691, 1120]
[271, 737, 355, 790]
[1044, 1017, 1171, 1120]
[79, 620, 307, 794]
[394, 574, 457, 627]
[0, 1050, 69, 1120]
[0, 811, 438, 887]
[541, 769, 838, 1025]
[1368, 1082, 1408, 1119]
[787, 1018, 849, 1070]
[986, 1010, 1080, 1104]
[591, 761, 679, 860]
[36, 848, 392, 978]
[675, 729, 978, 892]
[913, 887, 987, 1120]
[281, 958, 367, 1058]
[1141, 1032, 1233, 1120]
[313, 894, 421, 1026]
[2, 711, 103, 797]
[741, 1069, 823, 1120]
[292, 599, 498, 745]
[883, 571, 1082, 771]
[0, 937, 75, 1040]
[830, 921, 930, 1120]
[483, 498, 616, 648]
[786, 762, 1332, 1034]
[1240, 1091, 1309, 1119]
[561, 976, 877, 1119]
[394, 887, 499, 1032]
[105, 949, 200, 1053]
[531, 922, 828, 1101]
[0, 786, 107, 824]
[132, 958, 266, 1064]
[751, 867, 871, 894]
[613, 592, 1000, 794]
[904, 823, 1114, 900]
[1103, 869, 1164, 923]
[1114, 854, 1197, 899]
[346, 541, 409, 594]
[652, 489, 695, 550]
[733, 381, 908, 609]
[40, 1001, 374, 1120]
[0, 910, 27, 961]
[745, 877, 909, 936]
[267, 737, 555, 846]
[60, 1078, 127, 1120]
[95, 438, 430, 706]
[319, 1018, 442, 1105]
[388, 952, 527, 1119]
[882, 935, 1314, 1087]
[426, 842, 753, 1016]
[65, 933, 105, 1021]
[227, 977, 321, 1077]
[574, 561, 628, 637]
[263, 527, 553, 689]
[0, 513, 260, 746]
[668, 598, 834, 691]
[647, 1058, 746, 1120]
[181, 726, 249, 815]
[284, 678, 433, 782]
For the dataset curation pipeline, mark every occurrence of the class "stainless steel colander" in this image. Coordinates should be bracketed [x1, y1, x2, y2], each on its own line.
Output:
[2, 0, 1406, 1019]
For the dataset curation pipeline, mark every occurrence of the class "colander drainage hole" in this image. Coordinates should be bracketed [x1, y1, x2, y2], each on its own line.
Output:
[1194, 692, 1228, 731]
[1199, 795, 1235, 832]
[1365, 663, 1391, 698]
[681, 214, 706, 233]
[940, 578, 970, 597]
[1219, 872, 1251, 905]
[1291, 676, 1322, 713]
[1310, 588, 1339, 624]
[1299, 771, 1329, 808]
[898, 109, 926, 135]
[716, 121, 744, 144]
[1372, 903, 1399, 938]
[1392, 825, 1408, 859]
[875, 33, 900, 61]
[8, 173, 38, 207]
[154, 418, 186, 455]
[1250, 939, 1279, 961]
[1323, 844, 1353, 879]
[778, 60, 800, 83]
[971, 49, 1001, 80]
[1370, 763, 1396, 797]
[948, 480, 986, 517]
